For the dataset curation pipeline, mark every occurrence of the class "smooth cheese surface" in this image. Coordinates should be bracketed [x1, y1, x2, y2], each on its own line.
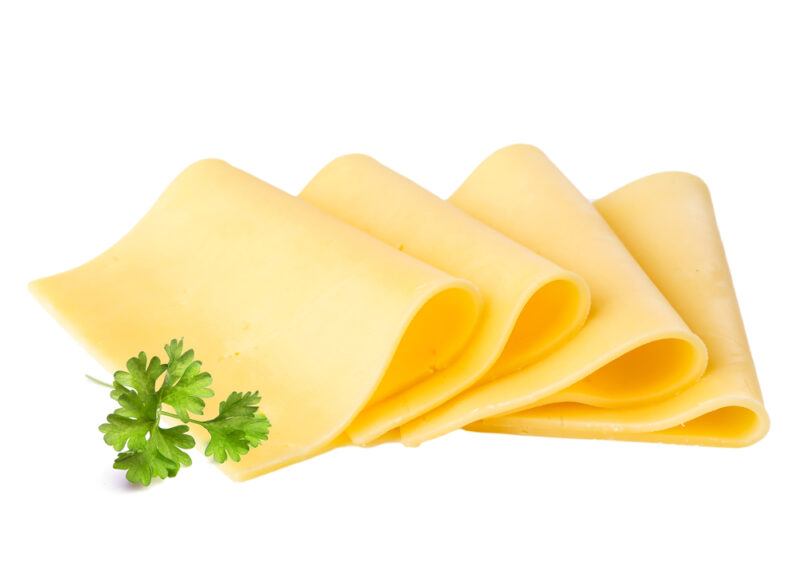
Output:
[469, 172, 768, 445]
[29, 160, 482, 479]
[400, 145, 709, 445]
[300, 154, 590, 444]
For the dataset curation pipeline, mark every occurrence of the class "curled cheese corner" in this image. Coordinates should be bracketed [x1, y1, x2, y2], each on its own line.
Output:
[29, 160, 483, 479]
[300, 154, 591, 444]
[398, 145, 710, 446]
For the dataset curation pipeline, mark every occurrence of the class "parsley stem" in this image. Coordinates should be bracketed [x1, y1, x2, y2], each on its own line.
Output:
[161, 410, 205, 425]
[85, 374, 114, 389]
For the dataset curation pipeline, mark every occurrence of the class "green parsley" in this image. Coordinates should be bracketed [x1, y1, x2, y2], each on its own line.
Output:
[89, 339, 270, 486]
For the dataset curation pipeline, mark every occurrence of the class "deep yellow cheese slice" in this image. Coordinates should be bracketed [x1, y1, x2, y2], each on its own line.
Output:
[399, 145, 709, 445]
[29, 160, 483, 479]
[470, 172, 769, 445]
[300, 155, 591, 444]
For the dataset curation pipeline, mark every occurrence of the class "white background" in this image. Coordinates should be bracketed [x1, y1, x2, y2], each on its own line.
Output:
[1, 1, 798, 581]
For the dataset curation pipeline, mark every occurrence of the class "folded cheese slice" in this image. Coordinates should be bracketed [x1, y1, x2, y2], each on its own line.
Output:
[469, 172, 769, 446]
[30, 160, 483, 479]
[400, 145, 709, 445]
[300, 155, 591, 444]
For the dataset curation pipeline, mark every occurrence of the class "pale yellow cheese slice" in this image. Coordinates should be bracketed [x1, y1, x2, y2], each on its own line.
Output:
[30, 160, 482, 479]
[400, 145, 709, 445]
[470, 172, 768, 445]
[300, 155, 591, 444]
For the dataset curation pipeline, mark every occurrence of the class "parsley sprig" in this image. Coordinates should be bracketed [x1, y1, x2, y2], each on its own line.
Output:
[90, 339, 270, 486]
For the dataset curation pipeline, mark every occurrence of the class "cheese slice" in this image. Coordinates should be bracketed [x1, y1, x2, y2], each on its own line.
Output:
[29, 160, 482, 479]
[469, 172, 769, 445]
[399, 145, 709, 445]
[30, 148, 767, 483]
[300, 155, 590, 444]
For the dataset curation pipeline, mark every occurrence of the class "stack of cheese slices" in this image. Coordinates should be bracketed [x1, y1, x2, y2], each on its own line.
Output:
[30, 145, 769, 480]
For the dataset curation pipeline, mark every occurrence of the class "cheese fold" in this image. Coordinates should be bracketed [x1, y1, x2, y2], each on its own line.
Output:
[30, 160, 482, 479]
[469, 172, 769, 446]
[300, 155, 591, 444]
[399, 145, 709, 445]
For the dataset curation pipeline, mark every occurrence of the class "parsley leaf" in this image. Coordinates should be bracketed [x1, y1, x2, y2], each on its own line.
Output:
[160, 339, 214, 422]
[113, 441, 179, 486]
[201, 391, 271, 463]
[150, 425, 195, 469]
[93, 339, 270, 486]
[99, 413, 150, 451]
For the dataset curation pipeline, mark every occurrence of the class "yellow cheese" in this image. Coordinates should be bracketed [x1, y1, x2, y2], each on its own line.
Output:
[300, 155, 590, 444]
[29, 160, 482, 479]
[469, 172, 769, 445]
[30, 148, 767, 483]
[399, 145, 709, 445]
